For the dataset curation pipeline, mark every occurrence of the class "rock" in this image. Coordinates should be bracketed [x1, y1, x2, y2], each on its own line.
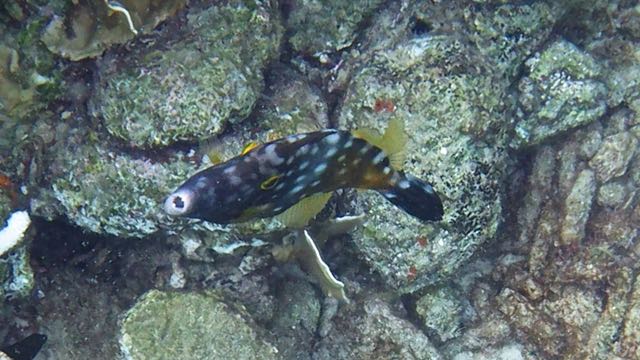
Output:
[93, 1, 283, 147]
[620, 272, 640, 359]
[119, 290, 278, 360]
[312, 295, 442, 359]
[41, 140, 193, 238]
[588, 132, 638, 183]
[270, 279, 321, 359]
[286, 0, 384, 56]
[415, 286, 463, 342]
[560, 169, 595, 246]
[452, 344, 525, 360]
[513, 39, 607, 148]
[597, 179, 634, 208]
[41, 0, 186, 61]
[335, 1, 557, 293]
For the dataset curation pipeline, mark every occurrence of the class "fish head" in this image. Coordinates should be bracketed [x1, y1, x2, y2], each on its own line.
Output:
[163, 166, 232, 223]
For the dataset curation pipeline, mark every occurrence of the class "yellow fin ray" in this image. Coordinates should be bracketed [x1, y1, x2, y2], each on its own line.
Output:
[381, 117, 407, 169]
[241, 142, 259, 155]
[352, 128, 383, 148]
[276, 192, 332, 229]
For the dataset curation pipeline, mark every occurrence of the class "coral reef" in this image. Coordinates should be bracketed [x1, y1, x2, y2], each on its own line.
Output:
[119, 290, 278, 360]
[93, 0, 283, 147]
[512, 39, 607, 148]
[1, 0, 640, 359]
[286, 0, 384, 57]
[335, 1, 557, 293]
[41, 0, 187, 61]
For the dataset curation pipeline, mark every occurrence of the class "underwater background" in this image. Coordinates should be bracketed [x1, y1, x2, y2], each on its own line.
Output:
[1, 0, 639, 359]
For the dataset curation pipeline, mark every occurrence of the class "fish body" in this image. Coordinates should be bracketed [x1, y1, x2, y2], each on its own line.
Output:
[165, 124, 443, 224]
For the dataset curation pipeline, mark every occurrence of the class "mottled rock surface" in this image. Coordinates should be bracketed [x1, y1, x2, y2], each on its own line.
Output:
[94, 1, 282, 147]
[336, 1, 557, 293]
[119, 290, 278, 360]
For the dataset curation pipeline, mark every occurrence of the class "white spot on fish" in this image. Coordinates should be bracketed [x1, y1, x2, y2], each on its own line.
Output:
[359, 144, 371, 155]
[196, 178, 208, 189]
[291, 184, 304, 194]
[275, 182, 286, 191]
[299, 160, 310, 170]
[314, 163, 327, 175]
[223, 165, 237, 174]
[326, 147, 338, 157]
[229, 175, 242, 186]
[296, 175, 307, 183]
[286, 134, 306, 143]
[344, 138, 353, 148]
[310, 145, 319, 155]
[325, 133, 340, 145]
[274, 206, 283, 212]
[372, 151, 386, 165]
[337, 154, 347, 162]
[399, 180, 410, 189]
[311, 180, 321, 187]
[338, 168, 348, 176]
[263, 144, 284, 165]
[296, 145, 310, 156]
[383, 166, 392, 175]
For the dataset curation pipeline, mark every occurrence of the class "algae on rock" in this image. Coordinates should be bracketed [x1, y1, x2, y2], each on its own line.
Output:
[93, 0, 283, 147]
[119, 290, 278, 360]
[286, 0, 384, 56]
[512, 39, 607, 148]
[334, 0, 559, 293]
[41, 0, 187, 61]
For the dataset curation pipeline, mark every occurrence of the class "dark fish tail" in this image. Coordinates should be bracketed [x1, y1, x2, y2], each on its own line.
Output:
[379, 173, 444, 221]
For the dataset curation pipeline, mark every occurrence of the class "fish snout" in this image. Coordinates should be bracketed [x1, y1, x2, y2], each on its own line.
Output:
[164, 189, 195, 216]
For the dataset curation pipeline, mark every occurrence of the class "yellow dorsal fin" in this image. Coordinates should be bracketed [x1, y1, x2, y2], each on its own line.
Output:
[352, 118, 407, 170]
[260, 174, 281, 190]
[241, 142, 259, 155]
[381, 117, 407, 169]
[276, 192, 332, 229]
[352, 128, 383, 148]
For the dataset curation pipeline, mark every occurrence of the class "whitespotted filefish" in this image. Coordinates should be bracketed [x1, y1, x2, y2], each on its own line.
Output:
[164, 118, 443, 227]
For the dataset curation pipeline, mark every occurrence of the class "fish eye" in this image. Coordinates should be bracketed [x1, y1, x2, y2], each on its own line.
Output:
[164, 189, 194, 216]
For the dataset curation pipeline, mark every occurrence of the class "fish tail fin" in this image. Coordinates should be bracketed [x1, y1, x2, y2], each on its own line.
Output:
[379, 173, 443, 221]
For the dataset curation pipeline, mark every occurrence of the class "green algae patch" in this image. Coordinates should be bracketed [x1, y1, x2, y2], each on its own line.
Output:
[94, 1, 283, 147]
[286, 0, 384, 56]
[119, 290, 278, 360]
[513, 39, 607, 148]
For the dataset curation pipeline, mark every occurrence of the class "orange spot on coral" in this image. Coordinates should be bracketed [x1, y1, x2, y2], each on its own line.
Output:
[374, 99, 396, 113]
[0, 174, 12, 189]
[416, 235, 428, 247]
[0, 173, 18, 206]
[407, 265, 417, 282]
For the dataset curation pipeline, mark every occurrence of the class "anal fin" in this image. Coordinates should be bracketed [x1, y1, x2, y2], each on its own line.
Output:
[276, 192, 332, 229]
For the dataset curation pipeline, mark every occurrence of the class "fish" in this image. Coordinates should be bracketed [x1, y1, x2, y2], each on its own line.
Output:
[164, 118, 444, 227]
[1, 333, 47, 360]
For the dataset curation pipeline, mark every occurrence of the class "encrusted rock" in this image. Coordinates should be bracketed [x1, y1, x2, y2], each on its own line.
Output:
[513, 39, 607, 148]
[588, 132, 638, 183]
[93, 1, 282, 147]
[334, 0, 560, 293]
[41, 0, 187, 61]
[415, 286, 463, 342]
[119, 290, 278, 360]
[560, 169, 595, 246]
